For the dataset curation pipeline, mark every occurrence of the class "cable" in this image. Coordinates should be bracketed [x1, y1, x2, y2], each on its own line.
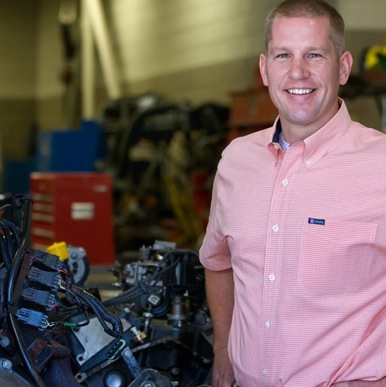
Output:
[0, 222, 15, 270]
[0, 234, 12, 270]
[6, 194, 46, 387]
[1, 219, 21, 244]
[67, 285, 123, 338]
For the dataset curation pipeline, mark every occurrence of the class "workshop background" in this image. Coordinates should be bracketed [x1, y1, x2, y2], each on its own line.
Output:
[1, 0, 386, 269]
[1, 3, 385, 385]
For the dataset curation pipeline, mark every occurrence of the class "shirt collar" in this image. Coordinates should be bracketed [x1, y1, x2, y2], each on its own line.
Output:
[269, 98, 352, 168]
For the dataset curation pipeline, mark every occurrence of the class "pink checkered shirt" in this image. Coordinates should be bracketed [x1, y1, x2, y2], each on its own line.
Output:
[200, 100, 386, 386]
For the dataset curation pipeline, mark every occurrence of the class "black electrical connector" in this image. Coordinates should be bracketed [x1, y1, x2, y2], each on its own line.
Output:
[16, 308, 48, 330]
[22, 288, 55, 311]
[28, 267, 61, 292]
[6, 194, 47, 387]
[32, 250, 64, 272]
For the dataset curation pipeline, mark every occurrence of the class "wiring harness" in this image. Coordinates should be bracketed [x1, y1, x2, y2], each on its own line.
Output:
[0, 194, 124, 386]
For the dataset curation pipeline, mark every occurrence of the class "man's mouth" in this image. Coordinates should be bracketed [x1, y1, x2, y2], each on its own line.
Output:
[287, 89, 315, 95]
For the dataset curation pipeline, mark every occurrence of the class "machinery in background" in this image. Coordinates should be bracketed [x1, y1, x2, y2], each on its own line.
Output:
[101, 95, 230, 252]
[0, 194, 214, 387]
[101, 70, 277, 254]
[340, 45, 386, 131]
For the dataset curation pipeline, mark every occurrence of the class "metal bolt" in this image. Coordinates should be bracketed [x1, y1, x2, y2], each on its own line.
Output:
[123, 349, 131, 357]
[2, 360, 12, 372]
[140, 383, 156, 387]
[0, 337, 10, 347]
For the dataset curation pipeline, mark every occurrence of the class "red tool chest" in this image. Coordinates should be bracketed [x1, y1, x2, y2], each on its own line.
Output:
[30, 172, 115, 265]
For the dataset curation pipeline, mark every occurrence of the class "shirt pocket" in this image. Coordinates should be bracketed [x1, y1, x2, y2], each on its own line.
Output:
[298, 219, 377, 296]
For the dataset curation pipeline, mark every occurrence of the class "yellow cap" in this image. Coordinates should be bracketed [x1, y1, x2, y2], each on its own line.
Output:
[47, 241, 69, 261]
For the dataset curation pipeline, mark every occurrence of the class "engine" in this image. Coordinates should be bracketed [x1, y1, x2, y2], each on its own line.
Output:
[68, 241, 213, 387]
[0, 194, 214, 387]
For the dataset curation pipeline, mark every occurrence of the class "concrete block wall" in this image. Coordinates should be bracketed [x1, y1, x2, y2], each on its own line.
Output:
[1, 0, 386, 161]
[338, 0, 386, 130]
[108, 0, 280, 104]
[339, 0, 386, 31]
[107, 0, 386, 129]
[34, 0, 64, 131]
[0, 0, 38, 159]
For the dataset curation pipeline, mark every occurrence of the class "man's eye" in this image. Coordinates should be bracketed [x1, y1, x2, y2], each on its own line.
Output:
[308, 53, 322, 58]
[276, 53, 289, 58]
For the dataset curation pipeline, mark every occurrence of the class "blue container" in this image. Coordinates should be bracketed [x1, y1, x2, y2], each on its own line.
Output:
[3, 158, 36, 195]
[36, 120, 105, 172]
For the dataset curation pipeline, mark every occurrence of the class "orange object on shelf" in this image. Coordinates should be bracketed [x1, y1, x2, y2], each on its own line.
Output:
[227, 69, 277, 142]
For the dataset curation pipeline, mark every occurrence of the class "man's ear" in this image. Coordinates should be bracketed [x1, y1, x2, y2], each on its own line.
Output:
[259, 53, 269, 86]
[339, 51, 353, 86]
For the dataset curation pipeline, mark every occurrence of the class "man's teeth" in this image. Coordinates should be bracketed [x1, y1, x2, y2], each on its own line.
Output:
[288, 89, 314, 95]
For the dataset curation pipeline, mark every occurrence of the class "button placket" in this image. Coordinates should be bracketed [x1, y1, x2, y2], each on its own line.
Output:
[259, 144, 304, 379]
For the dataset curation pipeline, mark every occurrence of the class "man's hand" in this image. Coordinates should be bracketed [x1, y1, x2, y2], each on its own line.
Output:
[211, 346, 235, 387]
[205, 268, 235, 386]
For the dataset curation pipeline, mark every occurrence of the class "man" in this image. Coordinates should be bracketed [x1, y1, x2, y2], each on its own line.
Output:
[199, 0, 386, 386]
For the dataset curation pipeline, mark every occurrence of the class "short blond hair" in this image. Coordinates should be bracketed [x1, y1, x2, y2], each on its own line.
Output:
[264, 0, 345, 56]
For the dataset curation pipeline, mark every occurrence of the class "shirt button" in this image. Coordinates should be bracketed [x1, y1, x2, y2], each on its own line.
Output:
[272, 224, 279, 232]
[262, 368, 267, 376]
[282, 178, 288, 185]
[265, 320, 270, 328]
[269, 273, 275, 281]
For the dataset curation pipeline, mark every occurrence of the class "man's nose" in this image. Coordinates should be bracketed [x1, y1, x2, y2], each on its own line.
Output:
[289, 58, 310, 79]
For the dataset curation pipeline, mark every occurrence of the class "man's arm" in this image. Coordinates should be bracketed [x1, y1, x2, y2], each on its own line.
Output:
[205, 267, 235, 387]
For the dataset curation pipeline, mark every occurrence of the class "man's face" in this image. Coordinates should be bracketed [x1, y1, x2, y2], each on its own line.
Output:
[259, 16, 352, 142]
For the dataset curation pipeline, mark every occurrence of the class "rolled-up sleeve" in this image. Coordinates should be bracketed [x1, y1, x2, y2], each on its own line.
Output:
[199, 168, 232, 271]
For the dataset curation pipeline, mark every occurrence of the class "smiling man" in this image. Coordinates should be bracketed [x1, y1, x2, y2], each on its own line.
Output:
[199, 0, 386, 386]
[259, 14, 352, 144]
